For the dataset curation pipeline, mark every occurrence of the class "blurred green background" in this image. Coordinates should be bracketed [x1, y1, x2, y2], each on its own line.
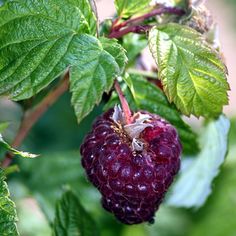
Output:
[0, 0, 236, 235]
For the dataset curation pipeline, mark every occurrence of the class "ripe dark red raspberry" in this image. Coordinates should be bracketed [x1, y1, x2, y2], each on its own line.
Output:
[80, 108, 181, 224]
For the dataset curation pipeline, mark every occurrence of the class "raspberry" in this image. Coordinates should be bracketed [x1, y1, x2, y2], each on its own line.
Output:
[80, 107, 181, 224]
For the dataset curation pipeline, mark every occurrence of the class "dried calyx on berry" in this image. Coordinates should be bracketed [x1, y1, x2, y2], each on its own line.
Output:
[80, 106, 182, 224]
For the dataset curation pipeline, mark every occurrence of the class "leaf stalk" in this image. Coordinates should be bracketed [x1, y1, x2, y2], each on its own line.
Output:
[114, 79, 132, 124]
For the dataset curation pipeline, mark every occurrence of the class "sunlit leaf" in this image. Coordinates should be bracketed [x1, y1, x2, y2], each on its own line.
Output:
[149, 23, 229, 117]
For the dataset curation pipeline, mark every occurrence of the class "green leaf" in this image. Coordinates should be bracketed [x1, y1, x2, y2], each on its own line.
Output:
[167, 115, 230, 208]
[0, 134, 38, 158]
[149, 23, 229, 117]
[115, 0, 152, 18]
[0, 0, 96, 100]
[70, 36, 127, 123]
[187, 160, 236, 236]
[53, 191, 98, 236]
[0, 168, 19, 235]
[123, 74, 199, 154]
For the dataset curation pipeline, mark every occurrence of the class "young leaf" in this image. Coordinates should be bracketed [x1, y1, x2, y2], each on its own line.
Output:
[0, 0, 96, 100]
[70, 36, 127, 123]
[53, 191, 98, 236]
[115, 0, 152, 18]
[0, 168, 19, 235]
[123, 74, 199, 154]
[149, 23, 229, 118]
[167, 115, 230, 208]
[0, 134, 38, 158]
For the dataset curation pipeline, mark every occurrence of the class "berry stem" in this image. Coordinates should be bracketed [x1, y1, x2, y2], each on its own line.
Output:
[1, 72, 70, 168]
[89, 0, 99, 37]
[114, 79, 132, 124]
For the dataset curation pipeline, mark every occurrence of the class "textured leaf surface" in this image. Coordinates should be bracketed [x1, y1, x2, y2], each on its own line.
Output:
[53, 191, 98, 236]
[0, 134, 38, 158]
[0, 0, 96, 100]
[0, 168, 19, 235]
[124, 74, 198, 154]
[70, 36, 127, 123]
[115, 0, 151, 18]
[167, 115, 230, 208]
[149, 23, 229, 117]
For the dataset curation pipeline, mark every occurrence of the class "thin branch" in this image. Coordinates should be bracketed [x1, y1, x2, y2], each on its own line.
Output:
[109, 25, 152, 39]
[112, 6, 185, 31]
[114, 79, 132, 124]
[1, 72, 70, 168]
[111, 16, 121, 30]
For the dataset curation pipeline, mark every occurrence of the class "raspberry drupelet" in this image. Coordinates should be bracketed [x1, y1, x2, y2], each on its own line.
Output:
[80, 107, 181, 224]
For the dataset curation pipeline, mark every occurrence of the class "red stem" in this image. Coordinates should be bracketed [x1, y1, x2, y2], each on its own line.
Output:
[112, 6, 185, 32]
[114, 80, 132, 124]
[111, 16, 121, 30]
[109, 25, 152, 39]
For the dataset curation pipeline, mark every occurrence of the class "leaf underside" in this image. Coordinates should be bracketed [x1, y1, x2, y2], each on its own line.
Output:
[167, 115, 230, 208]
